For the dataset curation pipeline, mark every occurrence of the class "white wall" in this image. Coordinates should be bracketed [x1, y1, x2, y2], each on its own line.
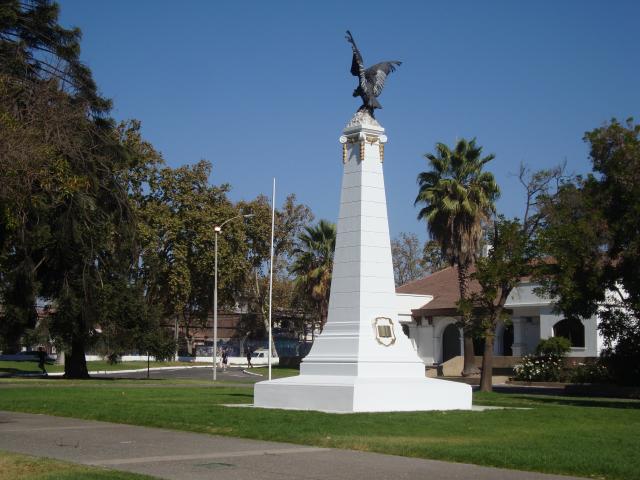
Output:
[396, 284, 601, 363]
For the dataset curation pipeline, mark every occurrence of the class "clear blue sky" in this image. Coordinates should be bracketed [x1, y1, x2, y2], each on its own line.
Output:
[59, 0, 639, 241]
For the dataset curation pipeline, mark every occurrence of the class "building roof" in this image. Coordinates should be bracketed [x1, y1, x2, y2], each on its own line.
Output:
[396, 266, 482, 316]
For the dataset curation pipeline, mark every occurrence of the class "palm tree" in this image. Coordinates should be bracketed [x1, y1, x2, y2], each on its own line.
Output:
[415, 138, 499, 376]
[290, 220, 336, 334]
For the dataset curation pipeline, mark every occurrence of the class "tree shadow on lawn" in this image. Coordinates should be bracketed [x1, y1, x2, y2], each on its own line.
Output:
[0, 368, 33, 375]
[510, 394, 640, 410]
[0, 366, 42, 376]
[216, 392, 253, 400]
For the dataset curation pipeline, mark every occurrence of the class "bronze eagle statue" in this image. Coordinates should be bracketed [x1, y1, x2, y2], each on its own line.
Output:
[346, 30, 401, 116]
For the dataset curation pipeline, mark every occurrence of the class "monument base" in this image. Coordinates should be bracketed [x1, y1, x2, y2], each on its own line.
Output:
[254, 375, 472, 413]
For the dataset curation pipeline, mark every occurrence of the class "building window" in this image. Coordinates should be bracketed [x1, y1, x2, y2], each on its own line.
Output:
[502, 324, 514, 356]
[442, 324, 461, 362]
[553, 319, 585, 348]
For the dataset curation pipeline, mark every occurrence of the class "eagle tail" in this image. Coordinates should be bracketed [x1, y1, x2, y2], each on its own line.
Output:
[367, 96, 382, 110]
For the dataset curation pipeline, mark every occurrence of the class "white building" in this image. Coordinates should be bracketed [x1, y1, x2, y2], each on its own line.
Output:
[396, 266, 600, 365]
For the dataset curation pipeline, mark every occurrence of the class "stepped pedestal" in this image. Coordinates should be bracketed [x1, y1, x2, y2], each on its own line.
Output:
[254, 111, 472, 412]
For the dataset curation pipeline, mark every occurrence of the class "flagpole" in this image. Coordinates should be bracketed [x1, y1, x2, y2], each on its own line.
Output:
[268, 178, 275, 381]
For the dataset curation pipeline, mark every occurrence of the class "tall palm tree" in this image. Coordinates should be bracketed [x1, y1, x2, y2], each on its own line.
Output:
[415, 138, 499, 375]
[290, 220, 336, 333]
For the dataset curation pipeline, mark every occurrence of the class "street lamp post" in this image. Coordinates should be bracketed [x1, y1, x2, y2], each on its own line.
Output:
[213, 213, 254, 381]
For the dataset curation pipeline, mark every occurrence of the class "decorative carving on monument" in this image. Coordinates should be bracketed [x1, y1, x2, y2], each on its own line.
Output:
[379, 134, 387, 163]
[345, 30, 401, 118]
[345, 108, 381, 129]
[339, 135, 348, 163]
[373, 317, 396, 347]
[339, 131, 388, 163]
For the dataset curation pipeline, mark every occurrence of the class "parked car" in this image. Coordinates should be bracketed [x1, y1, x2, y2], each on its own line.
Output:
[250, 348, 279, 366]
[252, 348, 268, 358]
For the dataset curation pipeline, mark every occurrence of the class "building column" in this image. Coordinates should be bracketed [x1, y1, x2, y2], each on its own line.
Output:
[417, 318, 435, 364]
[511, 317, 525, 356]
[494, 323, 503, 356]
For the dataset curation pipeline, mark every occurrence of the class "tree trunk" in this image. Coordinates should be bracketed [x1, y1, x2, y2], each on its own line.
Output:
[64, 336, 89, 379]
[185, 331, 193, 356]
[480, 329, 495, 392]
[318, 299, 328, 333]
[462, 334, 478, 376]
[457, 261, 479, 376]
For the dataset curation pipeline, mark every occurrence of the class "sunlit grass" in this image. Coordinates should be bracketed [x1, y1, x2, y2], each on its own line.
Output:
[0, 451, 158, 480]
[0, 381, 638, 479]
[0, 360, 206, 375]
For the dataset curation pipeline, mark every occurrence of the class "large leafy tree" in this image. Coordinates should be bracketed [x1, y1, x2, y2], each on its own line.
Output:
[130, 157, 247, 356]
[538, 119, 640, 384]
[415, 138, 499, 375]
[0, 1, 148, 377]
[471, 164, 567, 391]
[0, 0, 110, 114]
[290, 220, 336, 333]
[471, 218, 530, 391]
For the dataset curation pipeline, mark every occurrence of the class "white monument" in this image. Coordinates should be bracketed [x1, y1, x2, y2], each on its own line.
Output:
[253, 110, 472, 412]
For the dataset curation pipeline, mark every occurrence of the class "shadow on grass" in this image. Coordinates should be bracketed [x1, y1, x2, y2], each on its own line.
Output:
[525, 396, 640, 410]
[221, 392, 253, 399]
[0, 368, 33, 375]
[502, 394, 640, 410]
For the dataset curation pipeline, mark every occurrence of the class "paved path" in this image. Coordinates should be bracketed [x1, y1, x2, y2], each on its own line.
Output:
[0, 411, 586, 480]
[92, 366, 260, 382]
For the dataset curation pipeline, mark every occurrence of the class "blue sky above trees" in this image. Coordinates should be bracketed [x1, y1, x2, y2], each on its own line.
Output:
[59, 0, 639, 240]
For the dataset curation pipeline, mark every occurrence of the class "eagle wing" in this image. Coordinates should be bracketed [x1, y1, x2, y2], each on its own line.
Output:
[346, 31, 366, 86]
[367, 61, 402, 96]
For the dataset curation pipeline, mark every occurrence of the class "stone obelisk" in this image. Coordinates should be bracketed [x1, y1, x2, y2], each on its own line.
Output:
[254, 110, 472, 412]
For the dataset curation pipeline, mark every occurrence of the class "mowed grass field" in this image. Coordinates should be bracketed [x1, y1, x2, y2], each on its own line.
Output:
[0, 360, 202, 375]
[0, 450, 157, 480]
[0, 380, 638, 479]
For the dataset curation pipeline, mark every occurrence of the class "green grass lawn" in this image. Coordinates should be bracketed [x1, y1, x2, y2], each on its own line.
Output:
[0, 451, 158, 480]
[0, 360, 205, 375]
[0, 380, 638, 479]
[245, 366, 300, 379]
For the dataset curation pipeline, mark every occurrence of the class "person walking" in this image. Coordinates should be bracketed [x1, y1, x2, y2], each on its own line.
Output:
[221, 348, 228, 371]
[246, 347, 253, 368]
[37, 346, 48, 376]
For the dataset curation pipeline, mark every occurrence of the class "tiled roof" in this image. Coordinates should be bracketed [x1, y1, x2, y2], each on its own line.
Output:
[396, 266, 482, 316]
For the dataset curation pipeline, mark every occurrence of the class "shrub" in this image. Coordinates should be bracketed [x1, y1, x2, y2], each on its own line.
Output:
[569, 360, 612, 384]
[536, 337, 572, 357]
[513, 337, 572, 382]
[601, 333, 640, 386]
[513, 354, 565, 382]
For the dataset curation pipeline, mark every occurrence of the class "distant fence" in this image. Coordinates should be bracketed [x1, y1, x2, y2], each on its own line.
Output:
[194, 338, 313, 358]
[3, 337, 314, 365]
